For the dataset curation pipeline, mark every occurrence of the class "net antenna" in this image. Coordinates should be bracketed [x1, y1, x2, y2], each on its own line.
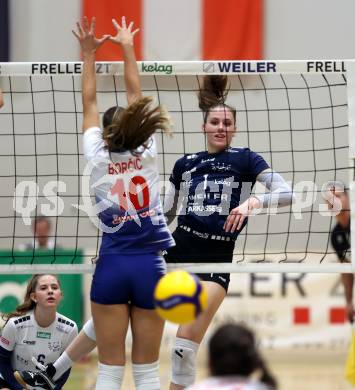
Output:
[0, 60, 354, 273]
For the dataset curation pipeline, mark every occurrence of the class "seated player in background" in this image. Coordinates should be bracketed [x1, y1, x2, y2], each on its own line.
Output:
[186, 323, 277, 390]
[19, 216, 55, 251]
[0, 274, 77, 390]
[16, 318, 96, 390]
[327, 182, 352, 322]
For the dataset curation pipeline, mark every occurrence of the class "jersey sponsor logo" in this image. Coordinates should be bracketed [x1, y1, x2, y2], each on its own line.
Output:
[23, 339, 36, 345]
[48, 341, 62, 352]
[56, 325, 70, 334]
[36, 331, 51, 339]
[18, 324, 33, 330]
[0, 336, 9, 345]
[187, 205, 223, 213]
[211, 162, 232, 172]
[16, 354, 29, 366]
[112, 206, 157, 225]
[201, 158, 216, 163]
[214, 179, 231, 186]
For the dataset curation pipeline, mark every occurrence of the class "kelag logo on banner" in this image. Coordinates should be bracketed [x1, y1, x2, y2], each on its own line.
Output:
[141, 62, 173, 74]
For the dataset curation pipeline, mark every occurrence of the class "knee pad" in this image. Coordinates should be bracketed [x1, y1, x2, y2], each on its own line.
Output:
[96, 363, 124, 390]
[171, 337, 199, 387]
[132, 361, 160, 390]
[83, 318, 96, 341]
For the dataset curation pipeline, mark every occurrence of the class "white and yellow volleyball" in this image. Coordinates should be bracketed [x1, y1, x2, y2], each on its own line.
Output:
[154, 270, 208, 324]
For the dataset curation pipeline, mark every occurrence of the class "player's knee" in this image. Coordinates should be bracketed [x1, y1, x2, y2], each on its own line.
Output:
[171, 337, 199, 387]
[83, 318, 96, 341]
[132, 361, 160, 390]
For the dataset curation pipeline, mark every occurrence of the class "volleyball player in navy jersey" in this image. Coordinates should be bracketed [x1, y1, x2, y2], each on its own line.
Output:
[163, 75, 294, 389]
[15, 75, 294, 389]
[327, 183, 353, 322]
[0, 88, 4, 108]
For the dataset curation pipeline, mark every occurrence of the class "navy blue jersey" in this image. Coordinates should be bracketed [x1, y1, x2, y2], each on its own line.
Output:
[169, 147, 269, 240]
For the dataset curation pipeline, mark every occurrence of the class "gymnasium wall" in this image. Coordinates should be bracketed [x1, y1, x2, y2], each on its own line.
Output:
[7, 0, 355, 61]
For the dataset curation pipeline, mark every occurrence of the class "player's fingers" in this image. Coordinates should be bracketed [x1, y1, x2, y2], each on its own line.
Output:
[236, 214, 245, 231]
[128, 21, 134, 31]
[112, 18, 121, 32]
[83, 16, 90, 32]
[89, 16, 96, 34]
[76, 22, 84, 36]
[72, 30, 80, 40]
[224, 214, 235, 233]
[121, 16, 127, 29]
[230, 215, 241, 233]
[132, 28, 140, 37]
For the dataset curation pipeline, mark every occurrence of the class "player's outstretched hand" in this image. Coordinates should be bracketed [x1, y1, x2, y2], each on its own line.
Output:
[72, 16, 110, 55]
[224, 197, 261, 233]
[109, 16, 139, 47]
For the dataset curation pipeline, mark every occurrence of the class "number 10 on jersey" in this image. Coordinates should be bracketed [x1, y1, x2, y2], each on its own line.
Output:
[110, 176, 150, 212]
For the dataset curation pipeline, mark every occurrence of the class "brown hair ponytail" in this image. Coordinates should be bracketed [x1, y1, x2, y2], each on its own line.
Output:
[198, 76, 236, 123]
[103, 96, 172, 154]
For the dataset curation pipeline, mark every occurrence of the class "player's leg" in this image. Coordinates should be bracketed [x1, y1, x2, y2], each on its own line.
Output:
[92, 303, 129, 389]
[130, 252, 166, 389]
[131, 307, 165, 389]
[90, 254, 132, 389]
[170, 281, 227, 390]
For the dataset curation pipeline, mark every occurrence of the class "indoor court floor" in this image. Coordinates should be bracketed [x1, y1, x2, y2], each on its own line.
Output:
[65, 349, 354, 389]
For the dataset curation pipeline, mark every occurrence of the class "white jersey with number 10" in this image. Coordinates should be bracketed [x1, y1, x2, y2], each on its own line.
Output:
[83, 127, 174, 254]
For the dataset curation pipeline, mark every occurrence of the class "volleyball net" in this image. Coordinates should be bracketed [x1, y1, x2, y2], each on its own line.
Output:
[0, 60, 354, 273]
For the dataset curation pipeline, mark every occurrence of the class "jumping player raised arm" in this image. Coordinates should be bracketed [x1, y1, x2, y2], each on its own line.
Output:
[15, 15, 174, 390]
[164, 75, 294, 389]
[77, 16, 173, 390]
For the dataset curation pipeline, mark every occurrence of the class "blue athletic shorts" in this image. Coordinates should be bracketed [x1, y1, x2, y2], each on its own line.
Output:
[90, 252, 167, 309]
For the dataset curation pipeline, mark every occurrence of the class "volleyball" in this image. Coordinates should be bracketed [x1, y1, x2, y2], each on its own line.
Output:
[154, 270, 208, 324]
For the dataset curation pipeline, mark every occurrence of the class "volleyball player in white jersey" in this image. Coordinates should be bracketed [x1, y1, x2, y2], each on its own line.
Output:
[0, 274, 77, 390]
[74, 16, 172, 390]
